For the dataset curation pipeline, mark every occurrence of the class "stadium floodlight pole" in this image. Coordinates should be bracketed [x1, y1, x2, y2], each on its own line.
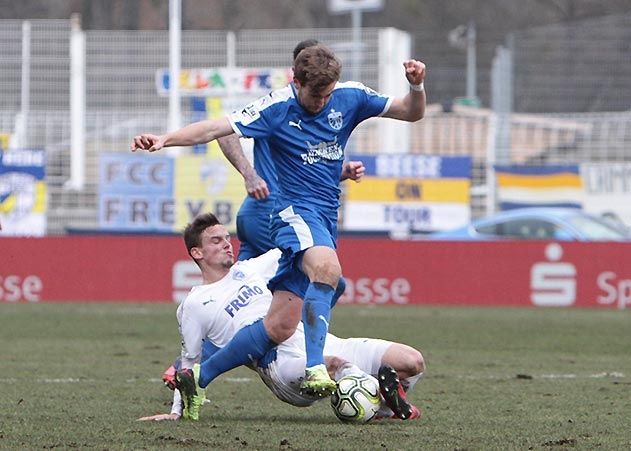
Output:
[68, 13, 86, 191]
[449, 21, 477, 102]
[466, 20, 477, 100]
[16, 20, 31, 150]
[168, 0, 182, 150]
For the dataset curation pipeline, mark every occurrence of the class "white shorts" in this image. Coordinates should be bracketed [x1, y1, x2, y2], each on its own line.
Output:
[256, 327, 393, 407]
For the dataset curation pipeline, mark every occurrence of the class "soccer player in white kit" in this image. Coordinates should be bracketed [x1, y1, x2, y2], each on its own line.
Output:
[140, 212, 424, 421]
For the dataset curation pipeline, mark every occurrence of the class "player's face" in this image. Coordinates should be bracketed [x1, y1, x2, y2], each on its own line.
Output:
[295, 80, 336, 114]
[196, 225, 234, 269]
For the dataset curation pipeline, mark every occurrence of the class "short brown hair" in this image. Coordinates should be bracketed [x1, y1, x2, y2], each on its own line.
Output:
[183, 212, 221, 259]
[293, 45, 341, 93]
[292, 39, 319, 61]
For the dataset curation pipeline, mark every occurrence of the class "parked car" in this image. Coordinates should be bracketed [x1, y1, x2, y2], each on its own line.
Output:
[430, 207, 631, 241]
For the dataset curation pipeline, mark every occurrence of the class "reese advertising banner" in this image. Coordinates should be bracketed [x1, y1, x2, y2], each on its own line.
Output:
[343, 154, 471, 233]
[2, 236, 630, 309]
[0, 149, 47, 236]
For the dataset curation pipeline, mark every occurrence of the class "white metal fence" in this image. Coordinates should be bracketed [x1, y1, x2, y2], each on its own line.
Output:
[1, 19, 631, 234]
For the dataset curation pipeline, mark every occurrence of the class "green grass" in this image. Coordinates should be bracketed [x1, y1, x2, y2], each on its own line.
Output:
[1, 304, 630, 450]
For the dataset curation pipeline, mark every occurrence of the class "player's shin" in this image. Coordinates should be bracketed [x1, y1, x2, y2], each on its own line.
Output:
[303, 281, 334, 368]
[198, 319, 275, 387]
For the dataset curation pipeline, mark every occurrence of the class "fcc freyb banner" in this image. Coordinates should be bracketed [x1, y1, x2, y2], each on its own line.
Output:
[98, 153, 245, 233]
[343, 155, 471, 233]
[0, 149, 47, 236]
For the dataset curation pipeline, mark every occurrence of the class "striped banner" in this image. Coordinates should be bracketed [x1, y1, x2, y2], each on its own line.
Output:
[495, 165, 583, 210]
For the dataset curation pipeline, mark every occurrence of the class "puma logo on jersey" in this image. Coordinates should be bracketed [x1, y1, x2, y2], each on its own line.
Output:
[288, 120, 303, 130]
[318, 315, 330, 329]
[202, 299, 214, 305]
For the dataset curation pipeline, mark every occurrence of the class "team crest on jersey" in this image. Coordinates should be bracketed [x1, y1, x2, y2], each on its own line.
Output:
[232, 270, 245, 280]
[327, 109, 343, 130]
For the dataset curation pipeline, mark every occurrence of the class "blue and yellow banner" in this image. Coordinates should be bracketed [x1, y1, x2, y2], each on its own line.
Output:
[495, 165, 583, 210]
[99, 153, 175, 232]
[0, 149, 47, 236]
[343, 155, 471, 233]
[98, 152, 245, 233]
[100, 93, 251, 233]
[174, 154, 245, 232]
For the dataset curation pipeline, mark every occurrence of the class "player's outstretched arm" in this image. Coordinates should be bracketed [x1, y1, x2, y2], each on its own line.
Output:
[131, 117, 234, 152]
[137, 383, 184, 421]
[383, 59, 427, 122]
[137, 413, 180, 421]
[218, 134, 270, 200]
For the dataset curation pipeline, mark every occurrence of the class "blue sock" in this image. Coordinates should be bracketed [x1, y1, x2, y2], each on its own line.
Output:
[303, 282, 334, 368]
[174, 340, 218, 372]
[198, 319, 274, 388]
[330, 276, 346, 308]
[200, 339, 220, 363]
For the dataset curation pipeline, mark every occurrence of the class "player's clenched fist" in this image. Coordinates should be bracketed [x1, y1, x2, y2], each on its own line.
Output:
[402, 60, 426, 86]
[130, 133, 165, 152]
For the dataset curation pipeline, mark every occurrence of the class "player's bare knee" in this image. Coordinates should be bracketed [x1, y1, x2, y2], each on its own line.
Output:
[384, 344, 425, 377]
[310, 262, 342, 286]
[397, 346, 425, 375]
[303, 249, 342, 286]
[409, 349, 425, 375]
[264, 316, 297, 343]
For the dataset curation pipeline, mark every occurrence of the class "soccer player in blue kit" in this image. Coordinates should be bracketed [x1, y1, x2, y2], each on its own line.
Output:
[159, 41, 363, 414]
[217, 39, 364, 261]
[132, 44, 426, 400]
[219, 39, 318, 260]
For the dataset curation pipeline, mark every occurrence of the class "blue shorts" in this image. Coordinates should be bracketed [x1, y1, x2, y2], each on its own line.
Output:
[236, 212, 275, 261]
[267, 203, 338, 298]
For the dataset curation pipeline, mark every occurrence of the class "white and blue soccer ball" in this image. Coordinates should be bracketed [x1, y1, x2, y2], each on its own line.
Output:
[330, 374, 381, 423]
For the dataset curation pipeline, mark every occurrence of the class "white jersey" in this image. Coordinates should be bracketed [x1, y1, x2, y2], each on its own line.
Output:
[177, 248, 281, 368]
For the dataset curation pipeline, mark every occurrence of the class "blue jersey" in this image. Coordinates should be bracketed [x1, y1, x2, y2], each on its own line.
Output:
[235, 138, 278, 260]
[229, 82, 392, 213]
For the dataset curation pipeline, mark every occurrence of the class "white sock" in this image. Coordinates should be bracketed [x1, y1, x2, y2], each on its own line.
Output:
[401, 371, 424, 393]
[334, 363, 364, 380]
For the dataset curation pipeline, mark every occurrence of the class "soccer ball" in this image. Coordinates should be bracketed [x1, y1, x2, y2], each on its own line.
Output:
[330, 374, 381, 423]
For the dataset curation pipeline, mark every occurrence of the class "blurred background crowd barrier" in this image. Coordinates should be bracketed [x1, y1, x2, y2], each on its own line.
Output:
[1, 15, 630, 236]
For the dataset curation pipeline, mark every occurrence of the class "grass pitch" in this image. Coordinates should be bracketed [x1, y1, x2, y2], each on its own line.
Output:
[1, 303, 630, 450]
